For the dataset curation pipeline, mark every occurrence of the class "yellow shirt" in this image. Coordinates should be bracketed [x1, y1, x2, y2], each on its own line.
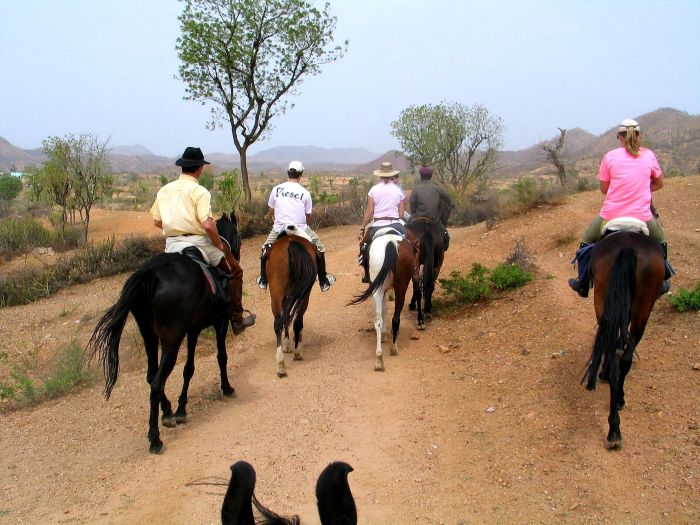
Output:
[150, 174, 212, 236]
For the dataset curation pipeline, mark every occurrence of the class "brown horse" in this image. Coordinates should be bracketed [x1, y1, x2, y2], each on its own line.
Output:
[407, 219, 446, 329]
[349, 230, 417, 371]
[265, 234, 318, 378]
[583, 231, 665, 449]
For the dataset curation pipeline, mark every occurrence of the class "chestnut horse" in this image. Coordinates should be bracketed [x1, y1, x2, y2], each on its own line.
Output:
[88, 214, 240, 454]
[265, 234, 318, 378]
[349, 230, 417, 371]
[582, 231, 665, 449]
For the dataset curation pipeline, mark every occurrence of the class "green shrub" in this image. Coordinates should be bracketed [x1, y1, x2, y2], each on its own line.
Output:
[0, 216, 55, 259]
[489, 263, 533, 290]
[0, 235, 160, 307]
[43, 341, 94, 398]
[439, 264, 492, 303]
[0, 175, 22, 201]
[668, 282, 700, 312]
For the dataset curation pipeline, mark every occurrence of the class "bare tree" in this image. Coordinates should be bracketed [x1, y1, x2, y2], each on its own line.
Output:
[542, 128, 568, 187]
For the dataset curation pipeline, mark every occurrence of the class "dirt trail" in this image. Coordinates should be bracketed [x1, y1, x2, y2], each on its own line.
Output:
[1, 177, 699, 524]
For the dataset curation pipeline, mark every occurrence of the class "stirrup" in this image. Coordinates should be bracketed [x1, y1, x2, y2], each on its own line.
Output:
[256, 276, 267, 290]
[568, 278, 589, 298]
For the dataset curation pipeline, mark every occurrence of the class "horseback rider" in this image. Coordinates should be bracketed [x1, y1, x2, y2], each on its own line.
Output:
[150, 147, 256, 334]
[568, 119, 674, 298]
[407, 166, 453, 250]
[256, 160, 336, 292]
[357, 161, 407, 283]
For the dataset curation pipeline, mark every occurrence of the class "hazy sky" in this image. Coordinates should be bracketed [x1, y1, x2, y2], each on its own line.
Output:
[2, 0, 699, 157]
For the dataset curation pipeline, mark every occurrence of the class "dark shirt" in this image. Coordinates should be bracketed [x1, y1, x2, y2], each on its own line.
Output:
[409, 180, 453, 227]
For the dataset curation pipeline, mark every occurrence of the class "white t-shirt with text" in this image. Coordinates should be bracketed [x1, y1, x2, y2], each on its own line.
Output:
[268, 180, 313, 232]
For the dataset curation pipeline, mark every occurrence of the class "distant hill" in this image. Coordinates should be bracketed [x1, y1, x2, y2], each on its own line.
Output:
[2, 108, 697, 176]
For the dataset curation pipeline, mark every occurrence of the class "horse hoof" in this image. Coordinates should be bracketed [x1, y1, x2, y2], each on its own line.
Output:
[293, 354, 303, 361]
[390, 345, 398, 356]
[222, 386, 236, 398]
[149, 439, 164, 454]
[418, 322, 425, 331]
[174, 414, 187, 425]
[605, 437, 623, 450]
[162, 415, 177, 428]
[425, 313, 433, 322]
[374, 364, 385, 372]
[277, 370, 287, 378]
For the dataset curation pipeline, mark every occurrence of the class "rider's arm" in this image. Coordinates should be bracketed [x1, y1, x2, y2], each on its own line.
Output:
[599, 180, 610, 194]
[202, 218, 225, 250]
[398, 198, 405, 220]
[306, 213, 312, 224]
[359, 197, 374, 239]
[651, 177, 663, 192]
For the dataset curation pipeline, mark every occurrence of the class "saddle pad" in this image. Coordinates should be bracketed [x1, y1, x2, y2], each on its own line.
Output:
[602, 217, 649, 236]
[282, 224, 313, 243]
[165, 239, 210, 264]
[372, 227, 403, 241]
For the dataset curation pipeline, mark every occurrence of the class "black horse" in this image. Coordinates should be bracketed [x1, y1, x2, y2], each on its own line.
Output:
[407, 219, 445, 330]
[222, 460, 356, 525]
[88, 213, 241, 454]
[582, 231, 665, 449]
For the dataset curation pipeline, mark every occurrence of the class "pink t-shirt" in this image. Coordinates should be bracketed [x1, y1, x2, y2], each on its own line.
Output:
[368, 182, 405, 226]
[598, 147, 662, 221]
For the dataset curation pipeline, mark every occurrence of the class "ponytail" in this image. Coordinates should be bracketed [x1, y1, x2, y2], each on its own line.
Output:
[622, 126, 641, 156]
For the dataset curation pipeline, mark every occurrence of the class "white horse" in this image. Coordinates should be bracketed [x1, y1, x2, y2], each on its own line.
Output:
[349, 231, 416, 371]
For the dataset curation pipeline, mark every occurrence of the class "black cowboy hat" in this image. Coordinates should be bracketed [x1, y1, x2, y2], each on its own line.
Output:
[175, 147, 211, 167]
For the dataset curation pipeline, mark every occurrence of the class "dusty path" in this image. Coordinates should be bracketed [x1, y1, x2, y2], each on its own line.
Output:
[1, 176, 699, 524]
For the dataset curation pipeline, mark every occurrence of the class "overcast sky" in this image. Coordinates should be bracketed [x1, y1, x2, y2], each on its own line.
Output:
[1, 0, 699, 157]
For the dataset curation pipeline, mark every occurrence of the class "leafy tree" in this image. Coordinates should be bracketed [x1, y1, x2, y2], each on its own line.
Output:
[199, 171, 215, 190]
[542, 128, 568, 187]
[392, 102, 504, 195]
[159, 175, 169, 186]
[0, 174, 22, 201]
[177, 0, 347, 205]
[215, 168, 243, 212]
[40, 134, 112, 240]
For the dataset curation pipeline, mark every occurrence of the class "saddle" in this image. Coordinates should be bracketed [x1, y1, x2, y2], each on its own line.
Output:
[180, 246, 230, 304]
[601, 217, 649, 237]
[276, 224, 314, 243]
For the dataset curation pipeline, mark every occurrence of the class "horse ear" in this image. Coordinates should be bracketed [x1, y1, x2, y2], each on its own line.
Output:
[230, 211, 238, 227]
[221, 212, 229, 221]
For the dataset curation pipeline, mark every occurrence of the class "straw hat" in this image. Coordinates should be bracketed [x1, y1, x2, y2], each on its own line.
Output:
[373, 162, 400, 177]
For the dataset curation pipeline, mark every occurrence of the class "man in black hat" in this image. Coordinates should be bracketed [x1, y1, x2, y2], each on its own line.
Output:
[408, 166, 453, 251]
[151, 147, 256, 334]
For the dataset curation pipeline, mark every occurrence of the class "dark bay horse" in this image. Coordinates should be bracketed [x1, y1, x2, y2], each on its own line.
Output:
[349, 231, 417, 371]
[583, 231, 665, 449]
[407, 219, 445, 330]
[88, 214, 241, 454]
[265, 234, 317, 378]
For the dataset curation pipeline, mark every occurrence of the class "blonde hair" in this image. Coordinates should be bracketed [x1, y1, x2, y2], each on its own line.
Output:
[620, 126, 641, 156]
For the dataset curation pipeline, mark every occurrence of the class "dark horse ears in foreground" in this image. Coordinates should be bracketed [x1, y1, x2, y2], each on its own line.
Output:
[222, 461, 356, 525]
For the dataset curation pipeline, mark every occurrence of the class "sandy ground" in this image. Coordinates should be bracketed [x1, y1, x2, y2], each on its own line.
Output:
[0, 176, 699, 524]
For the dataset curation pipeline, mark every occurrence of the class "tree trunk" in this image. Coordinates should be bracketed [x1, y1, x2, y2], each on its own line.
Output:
[239, 146, 252, 206]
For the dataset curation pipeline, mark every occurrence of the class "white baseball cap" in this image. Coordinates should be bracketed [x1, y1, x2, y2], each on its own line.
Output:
[288, 160, 304, 172]
[618, 118, 640, 132]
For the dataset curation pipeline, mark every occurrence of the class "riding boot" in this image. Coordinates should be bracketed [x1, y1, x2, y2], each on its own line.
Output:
[568, 242, 592, 298]
[316, 252, 336, 292]
[358, 243, 370, 283]
[256, 244, 271, 289]
[660, 242, 675, 295]
[228, 278, 256, 335]
[443, 230, 450, 252]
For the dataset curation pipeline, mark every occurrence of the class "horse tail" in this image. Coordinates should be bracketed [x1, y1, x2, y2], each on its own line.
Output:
[348, 240, 397, 305]
[278, 241, 316, 331]
[584, 247, 636, 390]
[88, 266, 152, 399]
[422, 228, 436, 299]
